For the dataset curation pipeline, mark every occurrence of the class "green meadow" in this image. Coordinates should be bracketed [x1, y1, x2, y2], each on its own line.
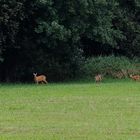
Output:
[0, 80, 140, 140]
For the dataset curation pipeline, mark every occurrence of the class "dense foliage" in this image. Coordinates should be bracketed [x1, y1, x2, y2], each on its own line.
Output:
[0, 0, 139, 82]
[82, 56, 140, 79]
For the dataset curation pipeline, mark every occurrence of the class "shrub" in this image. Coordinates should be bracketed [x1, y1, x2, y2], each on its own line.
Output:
[82, 56, 139, 79]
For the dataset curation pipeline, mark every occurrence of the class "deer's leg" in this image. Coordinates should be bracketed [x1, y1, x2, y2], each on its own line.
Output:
[44, 80, 48, 84]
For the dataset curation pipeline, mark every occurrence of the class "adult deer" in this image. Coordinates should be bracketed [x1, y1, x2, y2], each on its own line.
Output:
[33, 73, 48, 84]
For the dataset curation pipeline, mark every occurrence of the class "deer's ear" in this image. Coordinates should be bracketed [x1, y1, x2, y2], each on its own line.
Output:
[33, 73, 36, 75]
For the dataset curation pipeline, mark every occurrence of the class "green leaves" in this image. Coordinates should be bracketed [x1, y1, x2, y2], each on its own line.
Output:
[0, 0, 139, 81]
[0, 0, 25, 48]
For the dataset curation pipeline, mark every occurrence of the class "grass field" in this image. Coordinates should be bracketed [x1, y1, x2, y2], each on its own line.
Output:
[0, 80, 140, 140]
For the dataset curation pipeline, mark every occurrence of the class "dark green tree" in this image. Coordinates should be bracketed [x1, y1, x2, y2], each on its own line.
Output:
[0, 0, 139, 82]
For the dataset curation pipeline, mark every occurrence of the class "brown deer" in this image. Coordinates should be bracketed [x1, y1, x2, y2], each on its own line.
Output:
[95, 74, 102, 83]
[33, 73, 48, 84]
[129, 74, 140, 81]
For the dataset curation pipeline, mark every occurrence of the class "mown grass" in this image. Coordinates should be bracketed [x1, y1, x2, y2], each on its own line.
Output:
[0, 80, 140, 140]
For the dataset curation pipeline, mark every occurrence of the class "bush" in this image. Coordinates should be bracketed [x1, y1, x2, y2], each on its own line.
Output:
[82, 56, 140, 79]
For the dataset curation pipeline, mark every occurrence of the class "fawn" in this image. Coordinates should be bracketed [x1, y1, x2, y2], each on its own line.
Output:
[33, 73, 48, 84]
[129, 74, 140, 81]
[95, 74, 102, 83]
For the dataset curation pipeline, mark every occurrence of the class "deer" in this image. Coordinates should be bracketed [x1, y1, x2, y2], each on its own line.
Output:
[33, 73, 48, 84]
[129, 74, 140, 81]
[95, 74, 102, 83]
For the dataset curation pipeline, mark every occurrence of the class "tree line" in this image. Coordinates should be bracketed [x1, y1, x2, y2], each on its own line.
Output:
[0, 0, 139, 82]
